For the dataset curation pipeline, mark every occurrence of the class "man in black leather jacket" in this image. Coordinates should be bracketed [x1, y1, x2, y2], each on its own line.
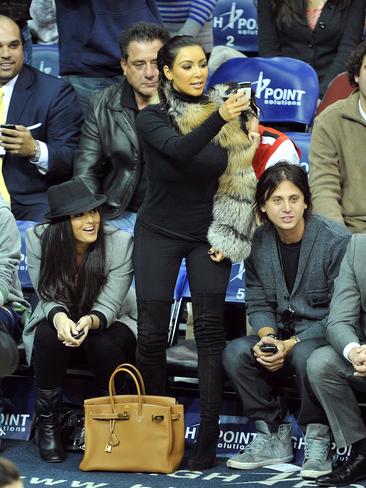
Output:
[73, 22, 169, 234]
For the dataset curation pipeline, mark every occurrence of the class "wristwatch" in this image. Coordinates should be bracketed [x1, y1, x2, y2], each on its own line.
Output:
[266, 333, 277, 339]
[29, 140, 41, 163]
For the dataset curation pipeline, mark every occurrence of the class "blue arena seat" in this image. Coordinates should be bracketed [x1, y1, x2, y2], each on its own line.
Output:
[31, 44, 60, 77]
[208, 56, 319, 128]
[212, 0, 258, 54]
[168, 260, 246, 345]
[285, 132, 312, 174]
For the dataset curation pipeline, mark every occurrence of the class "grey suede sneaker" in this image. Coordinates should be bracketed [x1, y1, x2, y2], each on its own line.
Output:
[227, 420, 294, 470]
[301, 424, 333, 479]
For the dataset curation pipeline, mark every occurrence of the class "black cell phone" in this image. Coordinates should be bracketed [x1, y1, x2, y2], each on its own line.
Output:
[236, 81, 251, 98]
[0, 124, 16, 129]
[72, 329, 85, 340]
[260, 343, 278, 354]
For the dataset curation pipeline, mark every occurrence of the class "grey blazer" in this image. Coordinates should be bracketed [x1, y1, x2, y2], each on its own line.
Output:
[22, 224, 136, 364]
[326, 234, 366, 355]
[245, 214, 350, 340]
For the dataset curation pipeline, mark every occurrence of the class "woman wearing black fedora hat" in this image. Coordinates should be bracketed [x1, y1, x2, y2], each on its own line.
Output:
[22, 177, 137, 463]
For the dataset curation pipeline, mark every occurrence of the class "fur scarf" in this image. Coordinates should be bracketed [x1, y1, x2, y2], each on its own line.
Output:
[165, 84, 258, 262]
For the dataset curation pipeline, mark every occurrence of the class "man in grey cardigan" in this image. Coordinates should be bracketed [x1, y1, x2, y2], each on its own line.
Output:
[0, 196, 31, 376]
[307, 234, 366, 486]
[223, 162, 350, 479]
[0, 196, 31, 450]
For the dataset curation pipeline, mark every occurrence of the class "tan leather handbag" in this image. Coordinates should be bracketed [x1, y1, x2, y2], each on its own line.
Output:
[79, 363, 185, 473]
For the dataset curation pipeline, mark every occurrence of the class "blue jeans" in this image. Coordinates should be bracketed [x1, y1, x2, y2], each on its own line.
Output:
[108, 211, 137, 235]
[63, 74, 123, 114]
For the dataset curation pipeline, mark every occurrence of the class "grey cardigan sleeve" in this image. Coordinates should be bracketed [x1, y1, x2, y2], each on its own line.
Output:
[0, 206, 21, 306]
[89, 230, 134, 327]
[245, 253, 278, 335]
[326, 236, 363, 355]
[26, 227, 70, 320]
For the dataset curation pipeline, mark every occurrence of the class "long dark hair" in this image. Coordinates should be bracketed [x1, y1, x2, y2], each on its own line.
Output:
[269, 0, 352, 30]
[157, 35, 207, 112]
[254, 161, 312, 224]
[36, 213, 107, 317]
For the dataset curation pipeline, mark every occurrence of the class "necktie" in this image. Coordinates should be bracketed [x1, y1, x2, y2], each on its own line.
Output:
[0, 89, 10, 203]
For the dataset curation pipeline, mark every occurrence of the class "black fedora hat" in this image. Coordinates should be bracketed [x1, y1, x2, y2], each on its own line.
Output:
[44, 178, 107, 219]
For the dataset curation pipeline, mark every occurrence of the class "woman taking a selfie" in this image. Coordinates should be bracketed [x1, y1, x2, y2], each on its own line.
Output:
[135, 35, 259, 470]
[23, 178, 137, 463]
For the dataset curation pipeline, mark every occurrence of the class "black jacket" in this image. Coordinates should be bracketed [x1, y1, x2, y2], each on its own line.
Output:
[73, 80, 142, 219]
[258, 0, 365, 96]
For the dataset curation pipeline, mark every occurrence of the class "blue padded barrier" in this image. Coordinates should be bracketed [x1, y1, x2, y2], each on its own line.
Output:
[285, 131, 312, 174]
[213, 0, 258, 53]
[208, 56, 319, 127]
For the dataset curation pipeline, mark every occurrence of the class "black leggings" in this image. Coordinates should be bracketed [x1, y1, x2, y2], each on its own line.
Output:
[133, 221, 231, 419]
[34, 320, 136, 392]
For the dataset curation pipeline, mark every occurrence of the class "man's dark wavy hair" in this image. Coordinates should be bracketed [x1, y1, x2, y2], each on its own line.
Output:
[119, 22, 170, 60]
[254, 161, 312, 224]
[346, 41, 366, 88]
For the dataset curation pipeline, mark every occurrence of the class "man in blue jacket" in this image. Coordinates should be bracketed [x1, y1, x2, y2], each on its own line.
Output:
[0, 15, 83, 221]
[55, 0, 163, 113]
[223, 162, 350, 479]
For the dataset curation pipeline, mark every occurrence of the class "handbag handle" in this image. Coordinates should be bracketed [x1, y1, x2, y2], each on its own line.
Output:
[108, 367, 142, 416]
[110, 363, 146, 396]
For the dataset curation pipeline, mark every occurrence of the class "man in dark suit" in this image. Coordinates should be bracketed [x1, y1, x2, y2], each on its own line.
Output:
[0, 15, 83, 221]
[308, 234, 366, 486]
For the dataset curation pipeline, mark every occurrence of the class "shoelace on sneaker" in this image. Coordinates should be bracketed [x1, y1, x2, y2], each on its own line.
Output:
[304, 438, 330, 461]
[240, 433, 272, 453]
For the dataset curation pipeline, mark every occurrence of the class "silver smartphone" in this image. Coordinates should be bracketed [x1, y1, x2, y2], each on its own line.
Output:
[236, 81, 251, 98]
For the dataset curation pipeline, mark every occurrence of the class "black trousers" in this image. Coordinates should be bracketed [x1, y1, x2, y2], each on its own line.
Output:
[34, 319, 136, 392]
[223, 335, 328, 428]
[133, 221, 231, 420]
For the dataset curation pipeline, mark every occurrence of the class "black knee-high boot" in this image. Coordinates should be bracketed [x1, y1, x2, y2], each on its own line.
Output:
[136, 299, 172, 395]
[188, 294, 226, 471]
[188, 354, 225, 470]
[35, 387, 66, 463]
